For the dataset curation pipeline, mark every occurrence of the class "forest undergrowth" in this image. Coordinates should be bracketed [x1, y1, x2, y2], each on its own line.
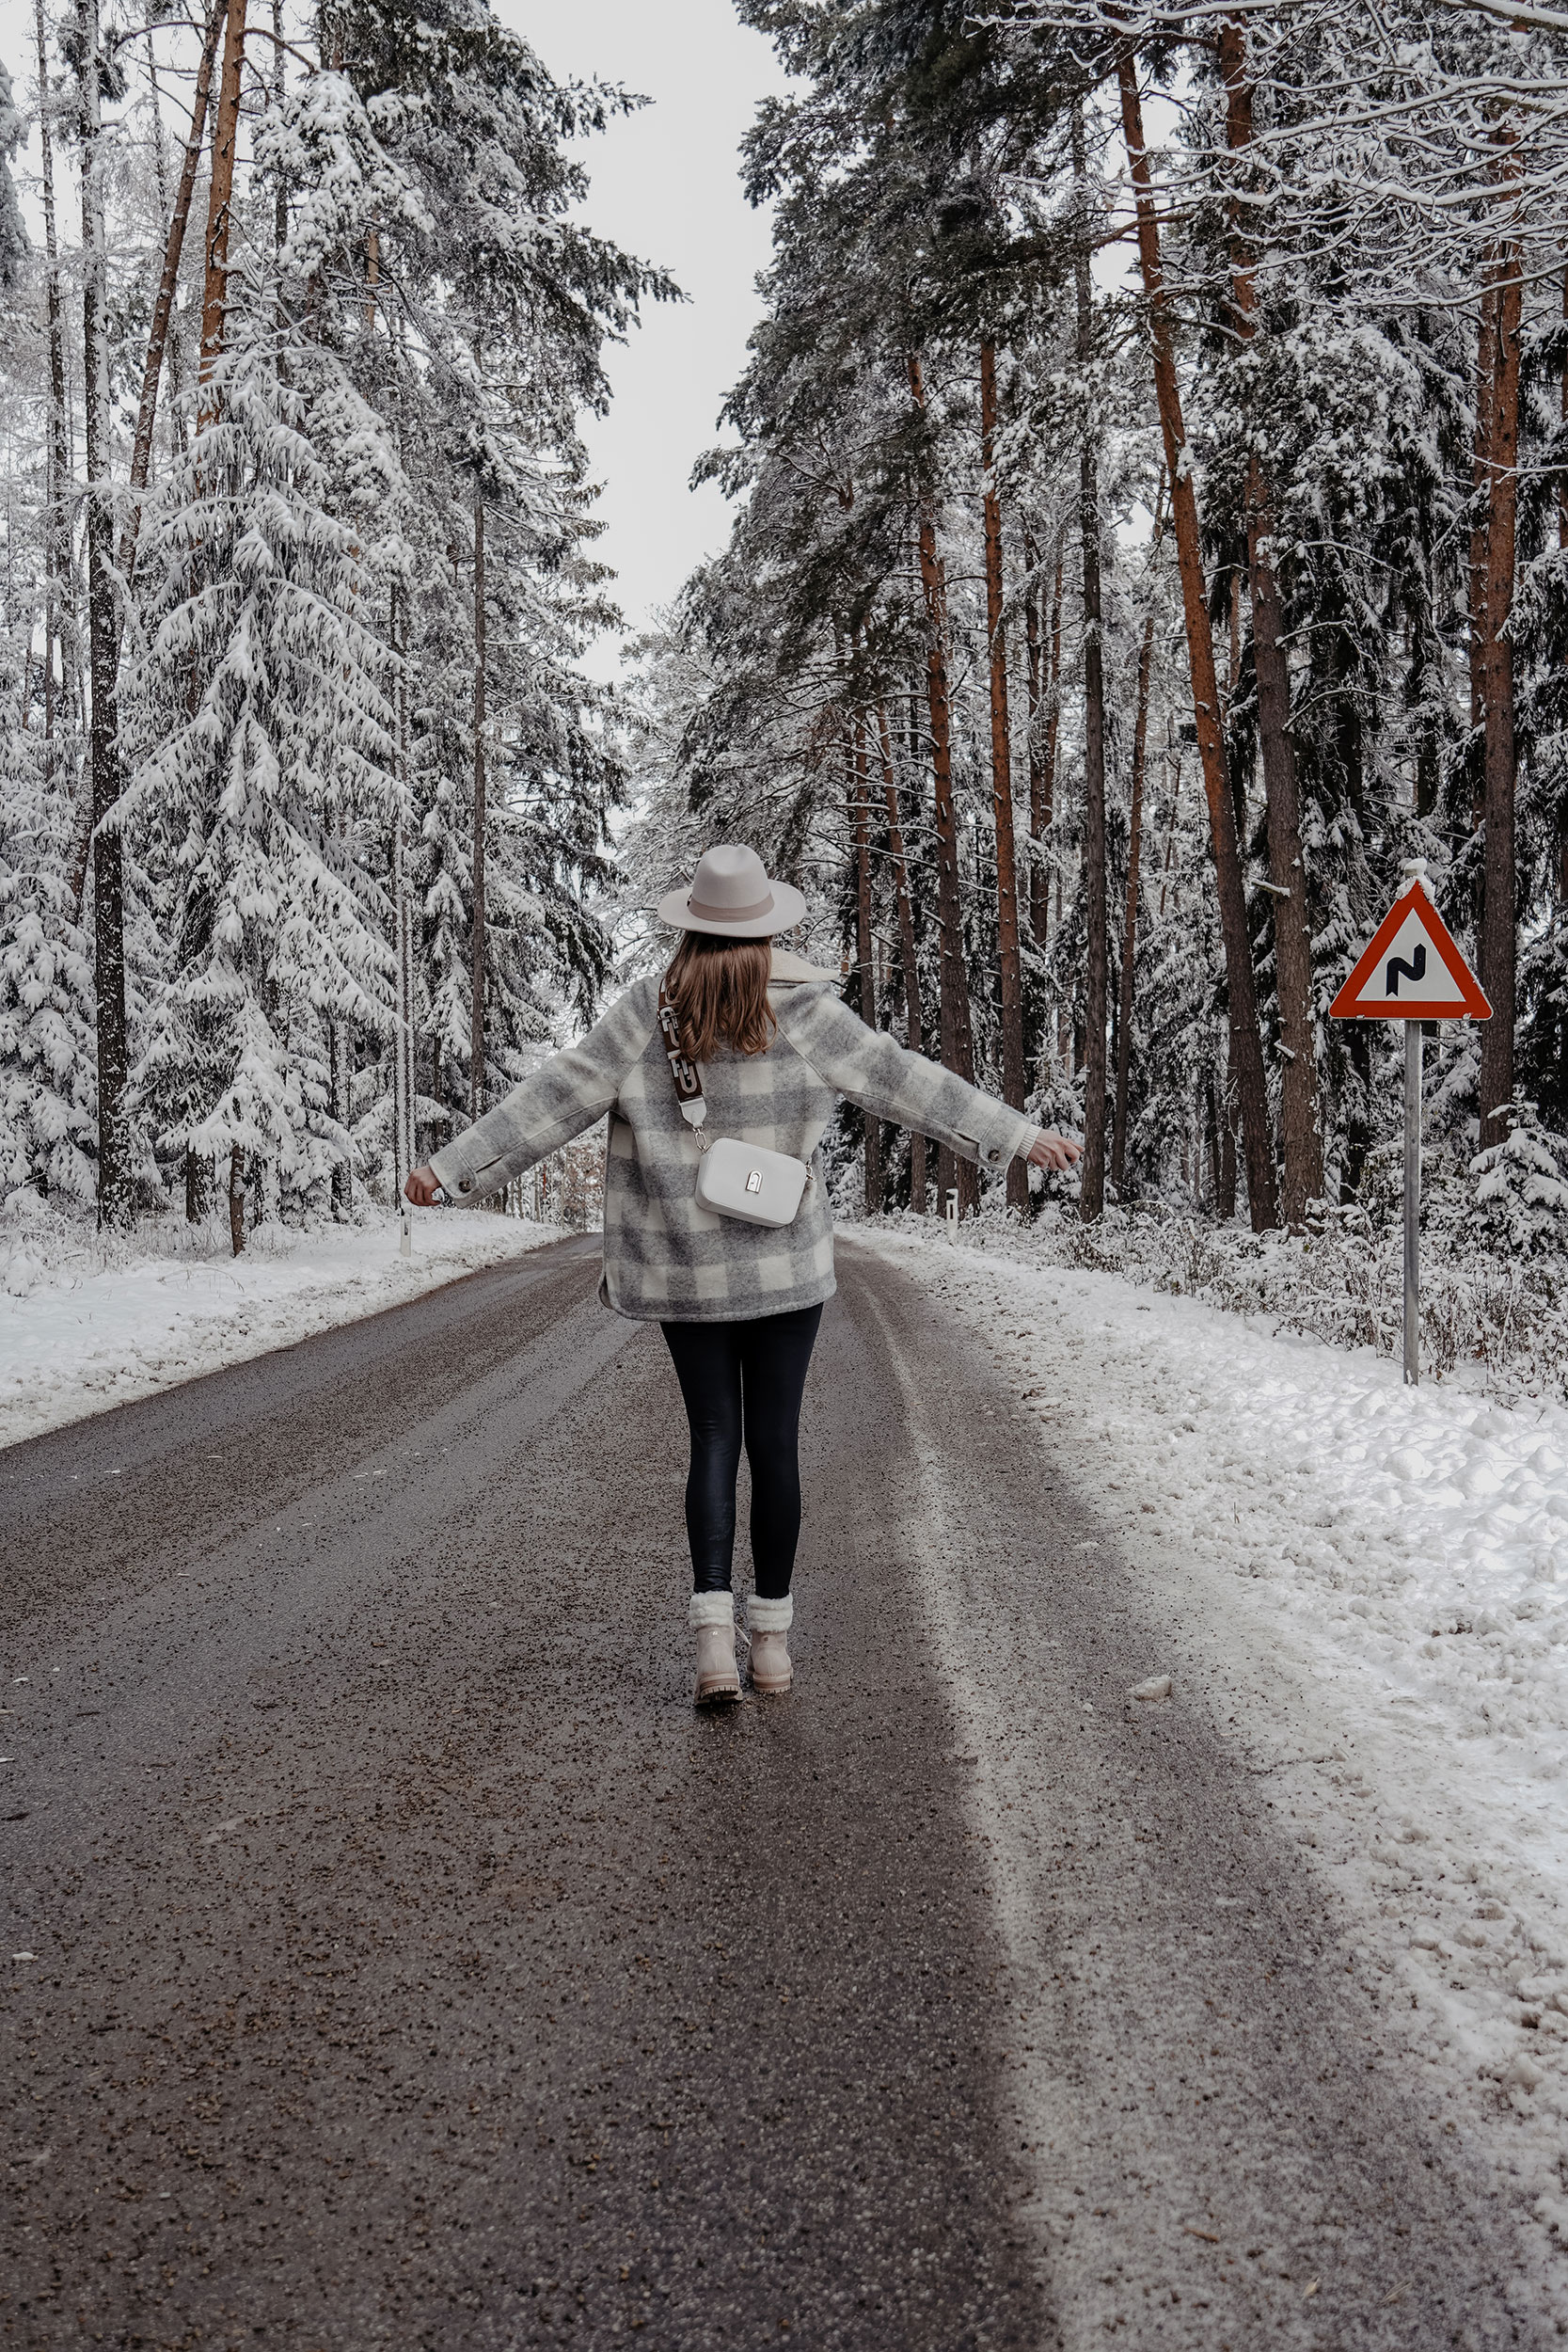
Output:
[874, 1189, 1568, 1408]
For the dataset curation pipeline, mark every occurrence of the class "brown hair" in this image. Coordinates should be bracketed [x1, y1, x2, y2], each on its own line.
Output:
[665, 932, 776, 1061]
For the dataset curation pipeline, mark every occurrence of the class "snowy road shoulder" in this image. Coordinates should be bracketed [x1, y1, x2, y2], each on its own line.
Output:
[0, 1200, 564, 1452]
[853, 1225, 1568, 2320]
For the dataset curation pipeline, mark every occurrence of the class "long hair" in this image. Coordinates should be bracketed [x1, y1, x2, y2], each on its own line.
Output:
[664, 932, 776, 1060]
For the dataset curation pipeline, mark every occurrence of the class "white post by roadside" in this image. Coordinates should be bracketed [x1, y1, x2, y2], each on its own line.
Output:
[945, 1185, 958, 1238]
[1402, 1020, 1420, 1385]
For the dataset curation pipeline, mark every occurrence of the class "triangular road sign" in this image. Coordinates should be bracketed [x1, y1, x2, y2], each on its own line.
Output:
[1329, 878, 1491, 1021]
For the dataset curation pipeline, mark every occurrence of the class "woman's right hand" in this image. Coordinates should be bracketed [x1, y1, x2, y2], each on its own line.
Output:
[1027, 1131, 1083, 1173]
[404, 1165, 442, 1207]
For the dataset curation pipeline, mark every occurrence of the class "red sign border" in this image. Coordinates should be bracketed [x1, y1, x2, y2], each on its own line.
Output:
[1328, 881, 1492, 1022]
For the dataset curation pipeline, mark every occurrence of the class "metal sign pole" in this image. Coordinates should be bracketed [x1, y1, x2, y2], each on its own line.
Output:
[1403, 1021, 1420, 1385]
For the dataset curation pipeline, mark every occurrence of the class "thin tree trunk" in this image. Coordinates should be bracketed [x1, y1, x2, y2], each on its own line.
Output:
[1073, 100, 1110, 1225]
[272, 0, 287, 254]
[1468, 276, 1497, 830]
[229, 1142, 245, 1256]
[1561, 266, 1568, 904]
[471, 495, 487, 1120]
[1221, 19, 1323, 1227]
[1341, 1021, 1371, 1205]
[1115, 45, 1278, 1231]
[1219, 1071, 1238, 1220]
[1023, 532, 1042, 949]
[391, 580, 413, 1197]
[199, 0, 247, 409]
[39, 0, 81, 889]
[1113, 601, 1156, 1194]
[909, 353, 977, 1216]
[850, 702, 882, 1214]
[1023, 537, 1063, 961]
[876, 701, 927, 1213]
[979, 338, 1028, 1208]
[1158, 741, 1181, 918]
[80, 0, 130, 1227]
[330, 1021, 353, 1216]
[121, 0, 223, 574]
[1478, 240, 1521, 1149]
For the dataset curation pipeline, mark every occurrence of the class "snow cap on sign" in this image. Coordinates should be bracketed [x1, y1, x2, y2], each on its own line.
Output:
[1329, 870, 1491, 1022]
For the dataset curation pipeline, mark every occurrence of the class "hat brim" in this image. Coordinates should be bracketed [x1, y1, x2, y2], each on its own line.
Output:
[656, 880, 809, 938]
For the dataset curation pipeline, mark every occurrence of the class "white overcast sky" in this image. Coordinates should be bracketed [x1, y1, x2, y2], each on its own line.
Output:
[496, 0, 790, 678]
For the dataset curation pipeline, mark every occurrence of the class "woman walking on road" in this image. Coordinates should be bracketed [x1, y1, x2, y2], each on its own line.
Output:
[404, 846, 1080, 1707]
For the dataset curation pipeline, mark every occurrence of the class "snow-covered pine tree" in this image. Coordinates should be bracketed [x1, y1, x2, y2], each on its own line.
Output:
[0, 723, 97, 1206]
[1466, 1096, 1568, 1263]
[125, 248, 404, 1237]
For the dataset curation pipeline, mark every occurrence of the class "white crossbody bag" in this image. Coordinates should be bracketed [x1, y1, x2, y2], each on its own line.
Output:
[657, 986, 812, 1229]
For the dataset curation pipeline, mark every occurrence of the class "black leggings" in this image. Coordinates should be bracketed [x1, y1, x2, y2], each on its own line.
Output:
[659, 1304, 823, 1597]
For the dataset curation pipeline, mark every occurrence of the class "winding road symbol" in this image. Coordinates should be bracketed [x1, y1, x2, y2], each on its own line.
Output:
[1385, 942, 1426, 994]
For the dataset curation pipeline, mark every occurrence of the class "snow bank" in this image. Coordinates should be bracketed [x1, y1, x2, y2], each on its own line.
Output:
[892, 1192, 1568, 1406]
[861, 1225, 1568, 2320]
[0, 1195, 563, 1451]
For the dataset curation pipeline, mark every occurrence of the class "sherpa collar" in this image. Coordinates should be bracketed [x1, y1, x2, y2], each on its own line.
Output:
[768, 949, 839, 987]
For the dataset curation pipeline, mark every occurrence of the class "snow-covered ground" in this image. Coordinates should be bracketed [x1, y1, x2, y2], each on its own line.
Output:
[0, 1195, 562, 1451]
[860, 1224, 1568, 2324]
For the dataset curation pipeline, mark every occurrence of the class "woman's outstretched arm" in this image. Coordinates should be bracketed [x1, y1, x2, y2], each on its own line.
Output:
[405, 981, 657, 1208]
[774, 988, 1081, 1172]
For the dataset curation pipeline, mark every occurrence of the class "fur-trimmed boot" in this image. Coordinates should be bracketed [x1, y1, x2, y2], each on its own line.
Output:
[690, 1589, 740, 1708]
[747, 1592, 794, 1695]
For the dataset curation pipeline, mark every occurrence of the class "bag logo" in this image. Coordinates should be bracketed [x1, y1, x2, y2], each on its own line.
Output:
[745, 1168, 763, 1194]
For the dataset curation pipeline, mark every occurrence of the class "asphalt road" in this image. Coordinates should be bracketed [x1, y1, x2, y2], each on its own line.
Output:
[0, 1232, 1528, 2349]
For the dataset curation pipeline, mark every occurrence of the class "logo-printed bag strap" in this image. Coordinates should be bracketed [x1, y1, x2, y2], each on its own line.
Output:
[657, 984, 711, 1149]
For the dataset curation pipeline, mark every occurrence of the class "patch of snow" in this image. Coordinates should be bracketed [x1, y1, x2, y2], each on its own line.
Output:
[860, 1225, 1568, 2327]
[0, 1200, 564, 1451]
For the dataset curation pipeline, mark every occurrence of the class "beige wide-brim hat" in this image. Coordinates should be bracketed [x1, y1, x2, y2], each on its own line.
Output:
[656, 843, 809, 940]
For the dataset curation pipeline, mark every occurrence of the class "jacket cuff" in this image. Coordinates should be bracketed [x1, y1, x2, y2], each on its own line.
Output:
[974, 1112, 1042, 1168]
[430, 1131, 505, 1203]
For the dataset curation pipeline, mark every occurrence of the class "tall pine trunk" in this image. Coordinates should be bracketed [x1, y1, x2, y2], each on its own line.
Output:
[1022, 532, 1043, 953]
[1073, 100, 1109, 1224]
[1467, 277, 1497, 830]
[1023, 535, 1062, 959]
[876, 702, 927, 1213]
[1116, 45, 1278, 1230]
[122, 0, 223, 573]
[391, 580, 414, 1199]
[909, 354, 977, 1216]
[1478, 241, 1521, 1148]
[471, 495, 487, 1120]
[1560, 267, 1568, 907]
[81, 0, 130, 1226]
[199, 0, 247, 405]
[851, 702, 881, 1213]
[1221, 19, 1323, 1228]
[979, 338, 1028, 1207]
[37, 0, 75, 881]
[1113, 599, 1156, 1193]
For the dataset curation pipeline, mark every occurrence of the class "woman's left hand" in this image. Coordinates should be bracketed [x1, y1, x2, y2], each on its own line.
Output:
[1026, 1130, 1083, 1173]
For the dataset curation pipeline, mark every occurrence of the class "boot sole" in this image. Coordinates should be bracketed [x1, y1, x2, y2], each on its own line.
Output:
[693, 1678, 741, 1708]
[751, 1673, 793, 1696]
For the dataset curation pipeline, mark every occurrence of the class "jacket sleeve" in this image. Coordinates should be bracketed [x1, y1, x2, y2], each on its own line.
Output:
[429, 981, 658, 1205]
[775, 989, 1038, 1170]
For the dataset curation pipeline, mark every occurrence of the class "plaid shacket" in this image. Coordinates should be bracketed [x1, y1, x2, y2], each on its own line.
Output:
[429, 955, 1038, 1324]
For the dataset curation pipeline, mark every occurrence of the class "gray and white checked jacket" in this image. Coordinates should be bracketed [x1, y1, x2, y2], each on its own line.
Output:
[429, 954, 1038, 1324]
